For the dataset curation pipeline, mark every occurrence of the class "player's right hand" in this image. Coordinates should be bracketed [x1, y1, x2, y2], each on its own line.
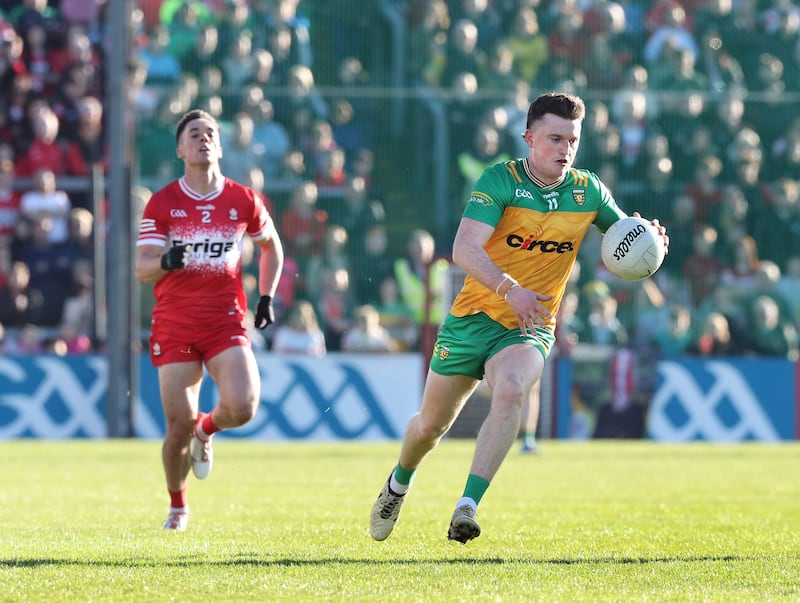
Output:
[160, 244, 190, 271]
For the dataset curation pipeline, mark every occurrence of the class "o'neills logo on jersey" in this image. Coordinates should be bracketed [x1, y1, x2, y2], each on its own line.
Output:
[506, 233, 575, 254]
[572, 189, 586, 206]
[172, 238, 235, 258]
[468, 193, 493, 206]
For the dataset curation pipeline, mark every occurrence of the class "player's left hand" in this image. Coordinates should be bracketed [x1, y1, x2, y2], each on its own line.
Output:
[632, 211, 669, 255]
[255, 295, 275, 329]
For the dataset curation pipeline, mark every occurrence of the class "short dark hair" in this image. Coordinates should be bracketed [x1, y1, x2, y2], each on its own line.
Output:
[526, 92, 585, 129]
[175, 109, 220, 142]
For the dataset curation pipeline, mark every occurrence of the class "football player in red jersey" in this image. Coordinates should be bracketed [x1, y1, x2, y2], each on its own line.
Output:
[135, 109, 284, 531]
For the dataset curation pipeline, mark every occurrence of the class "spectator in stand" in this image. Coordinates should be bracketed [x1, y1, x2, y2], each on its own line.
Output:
[48, 25, 103, 98]
[785, 36, 800, 93]
[317, 265, 353, 352]
[406, 0, 450, 85]
[766, 117, 800, 182]
[375, 275, 418, 352]
[216, 0, 254, 63]
[7, 0, 65, 43]
[548, 6, 590, 70]
[21, 23, 57, 96]
[687, 311, 740, 356]
[651, 303, 694, 358]
[577, 281, 629, 346]
[179, 23, 219, 77]
[682, 154, 723, 223]
[0, 25, 26, 101]
[740, 260, 794, 329]
[776, 255, 800, 328]
[244, 99, 291, 182]
[165, 1, 204, 69]
[331, 174, 384, 247]
[62, 95, 106, 209]
[393, 229, 450, 356]
[5, 72, 36, 157]
[583, 32, 627, 92]
[220, 30, 256, 117]
[15, 104, 68, 177]
[611, 64, 660, 124]
[506, 6, 548, 85]
[438, 19, 487, 89]
[271, 298, 327, 357]
[219, 111, 265, 185]
[609, 89, 656, 182]
[0, 158, 19, 237]
[719, 233, 760, 296]
[53, 320, 92, 354]
[744, 294, 799, 360]
[698, 26, 747, 96]
[341, 303, 399, 353]
[0, 259, 41, 327]
[4, 322, 45, 354]
[62, 206, 94, 262]
[305, 223, 349, 302]
[456, 122, 510, 206]
[240, 165, 275, 217]
[59, 257, 94, 337]
[745, 52, 794, 152]
[19, 167, 71, 244]
[279, 180, 328, 291]
[350, 221, 394, 307]
[315, 147, 347, 191]
[15, 214, 74, 326]
[643, 1, 699, 67]
[137, 24, 182, 86]
[708, 184, 750, 259]
[683, 225, 724, 310]
[275, 64, 329, 137]
[458, 0, 503, 54]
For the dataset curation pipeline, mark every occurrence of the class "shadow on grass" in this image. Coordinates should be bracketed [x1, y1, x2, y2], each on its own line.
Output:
[0, 554, 781, 568]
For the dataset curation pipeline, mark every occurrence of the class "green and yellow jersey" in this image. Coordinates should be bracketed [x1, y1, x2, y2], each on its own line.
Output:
[450, 158, 626, 331]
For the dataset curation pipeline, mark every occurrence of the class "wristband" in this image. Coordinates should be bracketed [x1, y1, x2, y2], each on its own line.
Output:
[504, 283, 521, 301]
[494, 274, 511, 295]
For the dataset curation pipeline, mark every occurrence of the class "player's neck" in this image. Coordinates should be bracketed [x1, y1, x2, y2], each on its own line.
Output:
[183, 166, 224, 196]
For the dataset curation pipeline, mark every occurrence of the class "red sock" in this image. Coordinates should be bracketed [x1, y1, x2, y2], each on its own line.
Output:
[169, 488, 187, 509]
[198, 412, 221, 439]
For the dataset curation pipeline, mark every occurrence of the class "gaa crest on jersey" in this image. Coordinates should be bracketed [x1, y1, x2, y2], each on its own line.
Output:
[433, 342, 450, 361]
[152, 342, 161, 356]
[572, 189, 586, 206]
[229, 208, 239, 221]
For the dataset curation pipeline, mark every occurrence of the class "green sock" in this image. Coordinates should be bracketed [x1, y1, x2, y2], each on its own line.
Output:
[393, 463, 416, 486]
[462, 474, 490, 505]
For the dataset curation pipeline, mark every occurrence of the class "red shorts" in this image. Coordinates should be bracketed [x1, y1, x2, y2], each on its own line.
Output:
[149, 317, 252, 366]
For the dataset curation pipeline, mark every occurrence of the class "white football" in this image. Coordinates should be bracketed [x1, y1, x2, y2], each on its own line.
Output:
[601, 216, 665, 281]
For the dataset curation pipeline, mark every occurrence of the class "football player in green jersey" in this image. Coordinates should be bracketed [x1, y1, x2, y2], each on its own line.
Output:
[370, 92, 669, 544]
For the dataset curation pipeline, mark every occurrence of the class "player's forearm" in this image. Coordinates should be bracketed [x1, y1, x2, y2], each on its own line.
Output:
[453, 237, 508, 296]
[135, 250, 168, 284]
[258, 239, 284, 297]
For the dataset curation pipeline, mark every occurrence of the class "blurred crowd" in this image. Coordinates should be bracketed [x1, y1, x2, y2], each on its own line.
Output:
[1, 0, 799, 363]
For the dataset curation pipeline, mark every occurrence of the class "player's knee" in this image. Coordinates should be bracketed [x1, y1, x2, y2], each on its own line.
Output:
[415, 418, 449, 443]
[227, 401, 258, 426]
[491, 378, 528, 409]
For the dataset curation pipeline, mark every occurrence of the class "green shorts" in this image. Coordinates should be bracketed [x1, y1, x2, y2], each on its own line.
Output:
[429, 312, 555, 380]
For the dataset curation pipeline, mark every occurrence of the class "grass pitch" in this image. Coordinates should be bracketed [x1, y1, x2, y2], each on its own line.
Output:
[0, 439, 798, 602]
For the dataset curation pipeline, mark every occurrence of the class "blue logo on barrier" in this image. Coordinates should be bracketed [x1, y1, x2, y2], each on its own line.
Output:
[232, 362, 398, 439]
[648, 359, 793, 441]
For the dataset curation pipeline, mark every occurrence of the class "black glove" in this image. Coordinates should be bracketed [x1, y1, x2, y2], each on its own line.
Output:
[255, 295, 275, 330]
[161, 244, 190, 271]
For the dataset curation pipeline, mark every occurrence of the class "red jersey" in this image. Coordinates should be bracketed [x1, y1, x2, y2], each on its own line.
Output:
[137, 177, 271, 327]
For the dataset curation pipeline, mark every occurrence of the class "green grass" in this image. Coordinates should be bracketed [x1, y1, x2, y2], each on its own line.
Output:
[0, 439, 798, 602]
